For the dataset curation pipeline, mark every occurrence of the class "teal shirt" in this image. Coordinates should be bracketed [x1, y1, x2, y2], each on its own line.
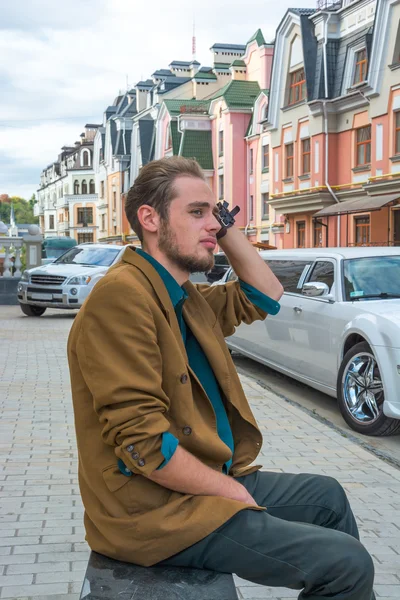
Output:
[118, 248, 280, 477]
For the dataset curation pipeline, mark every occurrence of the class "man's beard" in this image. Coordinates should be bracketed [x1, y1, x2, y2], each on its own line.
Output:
[158, 220, 215, 274]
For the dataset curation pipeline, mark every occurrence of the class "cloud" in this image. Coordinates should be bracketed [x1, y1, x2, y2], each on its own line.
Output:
[0, 0, 316, 198]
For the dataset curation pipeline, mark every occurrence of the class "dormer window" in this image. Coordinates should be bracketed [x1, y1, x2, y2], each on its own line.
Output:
[288, 68, 306, 105]
[353, 49, 368, 84]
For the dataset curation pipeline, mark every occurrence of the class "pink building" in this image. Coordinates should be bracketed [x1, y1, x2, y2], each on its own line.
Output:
[156, 32, 275, 242]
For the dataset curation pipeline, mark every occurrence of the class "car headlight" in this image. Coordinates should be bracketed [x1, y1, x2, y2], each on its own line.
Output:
[67, 275, 92, 285]
[20, 270, 30, 282]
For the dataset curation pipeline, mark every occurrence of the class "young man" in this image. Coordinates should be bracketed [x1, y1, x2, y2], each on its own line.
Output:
[68, 157, 375, 599]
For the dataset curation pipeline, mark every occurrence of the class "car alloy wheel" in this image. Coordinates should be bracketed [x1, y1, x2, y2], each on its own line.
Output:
[342, 351, 383, 424]
[337, 341, 400, 436]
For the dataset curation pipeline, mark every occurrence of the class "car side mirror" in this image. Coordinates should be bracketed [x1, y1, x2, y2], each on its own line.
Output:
[302, 281, 330, 298]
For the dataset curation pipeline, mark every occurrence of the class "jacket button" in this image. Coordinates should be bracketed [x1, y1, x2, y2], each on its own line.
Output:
[126, 444, 135, 452]
[180, 374, 188, 384]
[131, 452, 140, 460]
[182, 426, 192, 436]
[138, 458, 146, 467]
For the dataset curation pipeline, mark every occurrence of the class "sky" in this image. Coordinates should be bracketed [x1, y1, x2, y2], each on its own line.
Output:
[0, 0, 316, 200]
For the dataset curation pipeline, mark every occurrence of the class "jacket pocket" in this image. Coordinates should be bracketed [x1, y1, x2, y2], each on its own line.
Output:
[102, 464, 133, 493]
[102, 463, 172, 514]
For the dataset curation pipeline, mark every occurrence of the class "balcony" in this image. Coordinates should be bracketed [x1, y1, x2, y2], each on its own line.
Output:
[33, 203, 44, 217]
[57, 221, 70, 232]
[64, 193, 98, 203]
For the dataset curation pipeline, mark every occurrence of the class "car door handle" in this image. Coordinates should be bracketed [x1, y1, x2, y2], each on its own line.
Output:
[293, 306, 302, 314]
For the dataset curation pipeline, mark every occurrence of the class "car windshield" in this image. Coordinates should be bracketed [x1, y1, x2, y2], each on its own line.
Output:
[343, 256, 400, 301]
[54, 247, 120, 267]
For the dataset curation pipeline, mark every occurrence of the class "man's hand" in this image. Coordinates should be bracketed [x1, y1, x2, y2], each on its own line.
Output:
[218, 226, 284, 302]
[148, 445, 258, 506]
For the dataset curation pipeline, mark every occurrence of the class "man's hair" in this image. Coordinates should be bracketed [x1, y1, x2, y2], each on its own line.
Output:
[125, 156, 205, 242]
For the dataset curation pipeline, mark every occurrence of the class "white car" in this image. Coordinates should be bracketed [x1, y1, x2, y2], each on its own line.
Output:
[216, 247, 400, 437]
[18, 243, 126, 316]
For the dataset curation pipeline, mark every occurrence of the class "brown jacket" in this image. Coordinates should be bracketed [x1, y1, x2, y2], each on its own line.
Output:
[67, 247, 267, 566]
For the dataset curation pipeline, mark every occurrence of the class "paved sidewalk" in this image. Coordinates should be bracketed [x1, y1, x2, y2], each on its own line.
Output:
[1, 305, 400, 600]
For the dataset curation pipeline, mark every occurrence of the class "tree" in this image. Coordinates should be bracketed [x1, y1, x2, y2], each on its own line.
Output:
[0, 195, 39, 224]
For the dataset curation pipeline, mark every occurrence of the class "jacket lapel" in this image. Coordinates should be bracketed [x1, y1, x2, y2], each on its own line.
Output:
[121, 247, 188, 362]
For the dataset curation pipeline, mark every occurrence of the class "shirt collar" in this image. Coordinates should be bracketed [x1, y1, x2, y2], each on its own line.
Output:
[135, 248, 188, 308]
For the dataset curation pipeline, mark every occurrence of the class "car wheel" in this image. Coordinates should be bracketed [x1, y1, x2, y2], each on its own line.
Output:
[337, 341, 400, 436]
[19, 304, 47, 317]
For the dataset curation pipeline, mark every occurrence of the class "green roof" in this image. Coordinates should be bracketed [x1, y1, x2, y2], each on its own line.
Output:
[163, 99, 210, 117]
[231, 59, 246, 68]
[170, 121, 182, 155]
[210, 80, 261, 109]
[213, 63, 230, 70]
[179, 130, 214, 170]
[194, 71, 217, 80]
[247, 29, 266, 47]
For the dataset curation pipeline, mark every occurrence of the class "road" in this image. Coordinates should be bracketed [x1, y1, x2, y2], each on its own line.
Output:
[233, 352, 400, 468]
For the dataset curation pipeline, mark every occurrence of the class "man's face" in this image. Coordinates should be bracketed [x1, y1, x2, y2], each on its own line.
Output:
[158, 176, 221, 274]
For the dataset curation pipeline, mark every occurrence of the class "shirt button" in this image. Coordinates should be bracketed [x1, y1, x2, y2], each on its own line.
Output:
[138, 458, 146, 467]
[131, 451, 140, 460]
[180, 374, 188, 384]
[182, 426, 192, 436]
[126, 444, 135, 452]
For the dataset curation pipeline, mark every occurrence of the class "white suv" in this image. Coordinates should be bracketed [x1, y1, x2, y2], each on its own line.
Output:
[18, 243, 126, 316]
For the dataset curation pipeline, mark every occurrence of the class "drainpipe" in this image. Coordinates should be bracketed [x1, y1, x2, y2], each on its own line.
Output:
[245, 141, 251, 237]
[322, 11, 341, 247]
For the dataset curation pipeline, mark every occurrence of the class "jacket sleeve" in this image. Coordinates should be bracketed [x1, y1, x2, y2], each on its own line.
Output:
[196, 281, 269, 338]
[75, 277, 171, 477]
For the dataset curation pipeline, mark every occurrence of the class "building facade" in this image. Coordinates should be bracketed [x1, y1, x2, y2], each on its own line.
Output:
[35, 125, 100, 243]
[266, 0, 400, 249]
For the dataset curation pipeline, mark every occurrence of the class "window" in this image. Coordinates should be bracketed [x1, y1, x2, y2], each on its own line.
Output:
[49, 215, 55, 229]
[288, 68, 306, 105]
[219, 175, 224, 199]
[355, 216, 370, 245]
[353, 49, 368, 85]
[82, 149, 90, 167]
[101, 214, 106, 231]
[77, 233, 94, 244]
[74, 181, 79, 195]
[301, 138, 311, 174]
[262, 193, 269, 219]
[396, 112, 400, 155]
[249, 148, 254, 174]
[249, 195, 254, 221]
[89, 180, 95, 194]
[356, 126, 371, 166]
[77, 207, 93, 225]
[82, 180, 88, 194]
[113, 191, 117, 211]
[297, 221, 306, 248]
[262, 144, 269, 171]
[264, 260, 311, 294]
[306, 260, 334, 293]
[219, 130, 224, 156]
[285, 143, 294, 178]
[313, 221, 323, 247]
[100, 181, 105, 198]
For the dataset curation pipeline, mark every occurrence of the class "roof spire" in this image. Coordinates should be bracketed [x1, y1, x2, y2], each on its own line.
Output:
[192, 15, 196, 61]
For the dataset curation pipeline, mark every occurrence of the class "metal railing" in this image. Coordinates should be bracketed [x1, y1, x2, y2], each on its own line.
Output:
[317, 0, 342, 10]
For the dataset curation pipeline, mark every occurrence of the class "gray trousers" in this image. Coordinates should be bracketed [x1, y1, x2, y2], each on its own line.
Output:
[159, 471, 375, 599]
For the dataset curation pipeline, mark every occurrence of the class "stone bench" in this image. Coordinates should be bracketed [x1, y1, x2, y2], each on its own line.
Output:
[80, 551, 239, 600]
